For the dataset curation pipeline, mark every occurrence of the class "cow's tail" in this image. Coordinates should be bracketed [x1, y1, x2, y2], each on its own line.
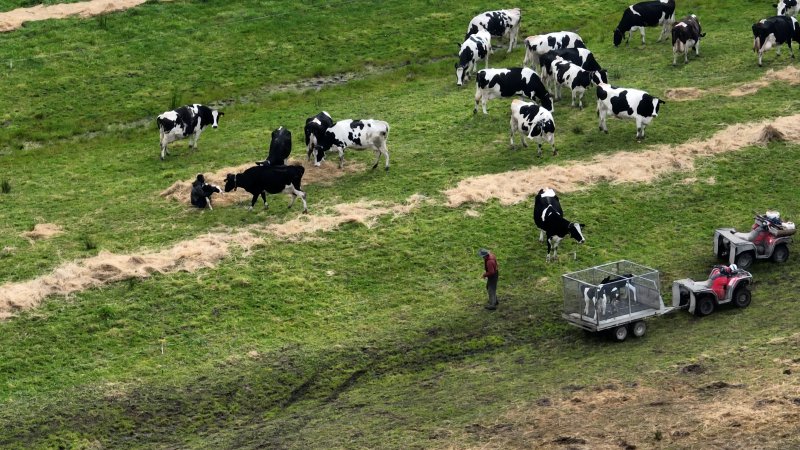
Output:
[752, 23, 763, 52]
[293, 165, 305, 191]
[156, 117, 164, 132]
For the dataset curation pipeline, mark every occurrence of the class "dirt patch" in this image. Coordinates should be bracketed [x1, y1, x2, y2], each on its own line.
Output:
[0, 0, 151, 32]
[21, 223, 63, 242]
[444, 114, 800, 207]
[0, 195, 424, 318]
[664, 87, 706, 101]
[463, 378, 800, 450]
[160, 158, 366, 207]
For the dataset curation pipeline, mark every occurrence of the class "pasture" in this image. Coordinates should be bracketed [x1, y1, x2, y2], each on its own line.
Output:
[0, 0, 798, 448]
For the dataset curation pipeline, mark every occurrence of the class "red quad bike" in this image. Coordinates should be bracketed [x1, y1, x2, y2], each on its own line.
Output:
[714, 211, 796, 269]
[672, 265, 753, 317]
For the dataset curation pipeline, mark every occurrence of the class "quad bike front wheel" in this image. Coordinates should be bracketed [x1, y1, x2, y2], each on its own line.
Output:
[772, 244, 789, 263]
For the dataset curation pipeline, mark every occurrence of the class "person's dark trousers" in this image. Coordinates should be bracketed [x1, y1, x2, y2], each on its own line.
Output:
[486, 275, 499, 309]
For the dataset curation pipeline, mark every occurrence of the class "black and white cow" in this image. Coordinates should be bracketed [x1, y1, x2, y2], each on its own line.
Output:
[752, 16, 800, 66]
[313, 119, 390, 170]
[304, 111, 334, 162]
[596, 83, 664, 140]
[224, 165, 307, 213]
[544, 59, 604, 109]
[671, 15, 706, 65]
[540, 48, 609, 91]
[510, 99, 556, 156]
[190, 173, 222, 210]
[582, 274, 636, 318]
[613, 0, 676, 47]
[256, 126, 292, 166]
[533, 188, 585, 262]
[522, 31, 585, 69]
[156, 104, 223, 160]
[465, 8, 521, 53]
[456, 30, 492, 86]
[474, 68, 553, 114]
[776, 0, 800, 17]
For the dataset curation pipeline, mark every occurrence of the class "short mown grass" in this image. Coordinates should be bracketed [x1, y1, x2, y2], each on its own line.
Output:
[0, 0, 798, 448]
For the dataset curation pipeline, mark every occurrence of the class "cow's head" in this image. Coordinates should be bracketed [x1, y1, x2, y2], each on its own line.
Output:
[593, 69, 609, 84]
[208, 184, 223, 195]
[223, 173, 237, 192]
[539, 93, 554, 113]
[654, 98, 665, 116]
[455, 62, 468, 86]
[212, 110, 224, 129]
[569, 222, 586, 244]
[776, 2, 786, 16]
[613, 28, 624, 47]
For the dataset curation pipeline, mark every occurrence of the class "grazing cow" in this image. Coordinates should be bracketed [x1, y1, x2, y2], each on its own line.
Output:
[613, 0, 676, 47]
[533, 188, 585, 262]
[190, 174, 222, 210]
[305, 111, 334, 161]
[465, 8, 521, 53]
[224, 165, 308, 213]
[256, 126, 292, 166]
[545, 59, 605, 109]
[752, 16, 800, 66]
[510, 99, 556, 157]
[672, 15, 706, 65]
[596, 83, 664, 140]
[776, 0, 800, 17]
[156, 104, 223, 160]
[313, 119, 390, 170]
[522, 31, 585, 69]
[474, 68, 553, 115]
[540, 48, 609, 92]
[456, 30, 492, 86]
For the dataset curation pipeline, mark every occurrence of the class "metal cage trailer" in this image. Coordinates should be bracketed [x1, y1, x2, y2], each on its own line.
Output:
[562, 260, 674, 341]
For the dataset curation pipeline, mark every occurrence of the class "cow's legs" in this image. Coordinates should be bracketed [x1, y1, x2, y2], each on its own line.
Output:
[598, 107, 608, 134]
[636, 118, 646, 140]
[373, 143, 390, 171]
[287, 184, 308, 213]
[789, 41, 795, 58]
[548, 134, 557, 156]
[207, 197, 213, 211]
[509, 117, 518, 147]
[473, 87, 481, 114]
[508, 26, 519, 52]
[537, 142, 543, 158]
[337, 146, 345, 169]
[640, 28, 646, 45]
[248, 193, 260, 211]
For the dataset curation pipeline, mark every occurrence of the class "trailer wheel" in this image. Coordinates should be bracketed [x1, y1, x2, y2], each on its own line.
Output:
[613, 325, 628, 341]
[735, 251, 755, 269]
[772, 244, 789, 263]
[733, 287, 752, 308]
[632, 321, 646, 338]
[695, 295, 715, 317]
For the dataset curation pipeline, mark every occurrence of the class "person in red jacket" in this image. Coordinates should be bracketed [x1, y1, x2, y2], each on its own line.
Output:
[478, 248, 499, 310]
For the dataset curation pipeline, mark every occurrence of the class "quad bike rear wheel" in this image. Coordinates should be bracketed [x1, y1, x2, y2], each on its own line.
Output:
[733, 287, 752, 308]
[772, 244, 789, 263]
[735, 251, 755, 270]
[695, 294, 715, 317]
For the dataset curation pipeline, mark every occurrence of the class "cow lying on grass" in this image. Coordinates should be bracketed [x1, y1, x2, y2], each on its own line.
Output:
[190, 174, 222, 210]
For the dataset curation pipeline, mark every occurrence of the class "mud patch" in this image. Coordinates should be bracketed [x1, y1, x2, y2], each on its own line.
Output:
[0, 0, 151, 33]
[445, 114, 800, 207]
[159, 158, 366, 207]
[463, 378, 800, 450]
[21, 223, 63, 242]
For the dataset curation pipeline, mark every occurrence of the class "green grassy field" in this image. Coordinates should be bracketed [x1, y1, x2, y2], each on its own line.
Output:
[1, 0, 799, 448]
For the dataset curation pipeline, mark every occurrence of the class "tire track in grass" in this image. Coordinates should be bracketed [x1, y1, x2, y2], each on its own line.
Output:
[0, 195, 426, 319]
[444, 115, 800, 207]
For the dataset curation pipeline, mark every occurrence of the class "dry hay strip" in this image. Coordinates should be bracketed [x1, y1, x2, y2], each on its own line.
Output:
[665, 66, 800, 101]
[160, 158, 366, 207]
[0, 196, 424, 318]
[444, 114, 800, 207]
[0, 0, 151, 32]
